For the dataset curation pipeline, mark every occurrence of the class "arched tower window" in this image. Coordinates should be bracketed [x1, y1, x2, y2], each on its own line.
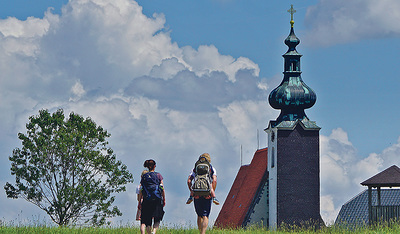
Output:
[271, 147, 275, 168]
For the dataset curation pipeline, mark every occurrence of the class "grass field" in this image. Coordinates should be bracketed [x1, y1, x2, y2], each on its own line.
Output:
[1, 223, 400, 233]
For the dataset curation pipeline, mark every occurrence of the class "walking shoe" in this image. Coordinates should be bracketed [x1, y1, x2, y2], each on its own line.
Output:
[213, 197, 220, 205]
[186, 196, 193, 204]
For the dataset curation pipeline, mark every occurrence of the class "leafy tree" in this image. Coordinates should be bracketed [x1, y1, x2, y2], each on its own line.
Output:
[4, 109, 134, 226]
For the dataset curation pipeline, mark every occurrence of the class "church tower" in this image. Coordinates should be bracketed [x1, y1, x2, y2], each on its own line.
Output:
[214, 5, 322, 229]
[265, 5, 322, 227]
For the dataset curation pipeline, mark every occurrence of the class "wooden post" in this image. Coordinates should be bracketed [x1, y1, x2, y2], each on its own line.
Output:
[368, 186, 372, 225]
[377, 187, 381, 222]
[377, 187, 381, 206]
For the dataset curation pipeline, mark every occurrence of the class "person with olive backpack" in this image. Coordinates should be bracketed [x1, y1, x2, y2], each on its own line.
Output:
[187, 153, 219, 234]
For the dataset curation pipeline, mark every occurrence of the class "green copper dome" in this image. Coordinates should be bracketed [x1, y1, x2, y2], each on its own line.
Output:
[268, 10, 316, 123]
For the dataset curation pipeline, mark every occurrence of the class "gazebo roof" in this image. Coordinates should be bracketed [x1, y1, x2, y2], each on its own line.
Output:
[361, 165, 400, 187]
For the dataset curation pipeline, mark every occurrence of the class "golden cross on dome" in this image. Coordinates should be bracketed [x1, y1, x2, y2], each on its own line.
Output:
[287, 4, 296, 27]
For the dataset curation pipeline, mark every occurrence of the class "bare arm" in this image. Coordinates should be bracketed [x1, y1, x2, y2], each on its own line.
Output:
[212, 175, 217, 191]
[187, 176, 194, 196]
[160, 180, 166, 205]
[137, 190, 143, 209]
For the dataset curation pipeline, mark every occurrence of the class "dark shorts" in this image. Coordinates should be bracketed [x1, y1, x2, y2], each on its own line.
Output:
[194, 197, 212, 217]
[140, 199, 165, 227]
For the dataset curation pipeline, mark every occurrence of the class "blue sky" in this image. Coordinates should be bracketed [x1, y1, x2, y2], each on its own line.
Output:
[0, 0, 399, 226]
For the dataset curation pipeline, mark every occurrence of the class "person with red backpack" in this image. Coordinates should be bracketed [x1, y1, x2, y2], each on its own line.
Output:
[138, 159, 165, 234]
[187, 153, 219, 234]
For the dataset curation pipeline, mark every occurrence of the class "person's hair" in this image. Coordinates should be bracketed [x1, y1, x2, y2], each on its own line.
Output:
[144, 159, 156, 171]
[200, 153, 211, 163]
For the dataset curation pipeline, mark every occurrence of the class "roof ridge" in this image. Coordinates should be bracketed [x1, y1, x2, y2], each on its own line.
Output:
[342, 189, 367, 206]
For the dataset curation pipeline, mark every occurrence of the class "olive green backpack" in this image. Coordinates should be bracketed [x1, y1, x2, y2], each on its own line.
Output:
[192, 156, 212, 196]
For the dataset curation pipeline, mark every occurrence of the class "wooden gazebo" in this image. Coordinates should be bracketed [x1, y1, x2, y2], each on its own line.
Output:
[361, 165, 400, 224]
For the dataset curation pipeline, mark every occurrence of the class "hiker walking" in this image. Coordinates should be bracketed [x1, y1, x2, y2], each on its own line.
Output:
[138, 159, 165, 234]
[187, 153, 219, 234]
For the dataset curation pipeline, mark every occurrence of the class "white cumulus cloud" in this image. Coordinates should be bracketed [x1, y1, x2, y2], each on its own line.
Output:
[0, 0, 268, 226]
[304, 0, 400, 46]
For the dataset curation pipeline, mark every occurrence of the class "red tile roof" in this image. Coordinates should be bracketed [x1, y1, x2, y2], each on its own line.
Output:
[361, 165, 400, 187]
[214, 148, 268, 229]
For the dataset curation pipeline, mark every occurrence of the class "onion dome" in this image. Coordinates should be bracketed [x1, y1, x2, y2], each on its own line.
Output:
[268, 5, 316, 124]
